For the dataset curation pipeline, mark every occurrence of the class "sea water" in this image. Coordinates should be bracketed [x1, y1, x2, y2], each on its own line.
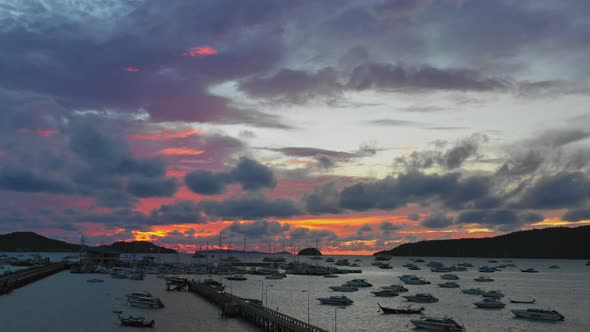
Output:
[1, 254, 589, 331]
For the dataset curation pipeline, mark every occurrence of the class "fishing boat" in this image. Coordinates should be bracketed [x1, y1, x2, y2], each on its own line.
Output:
[410, 316, 465, 331]
[511, 308, 564, 321]
[114, 311, 155, 328]
[377, 303, 424, 314]
[509, 298, 535, 304]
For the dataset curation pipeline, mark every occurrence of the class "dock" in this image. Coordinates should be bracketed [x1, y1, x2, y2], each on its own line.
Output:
[189, 280, 328, 332]
[0, 263, 67, 295]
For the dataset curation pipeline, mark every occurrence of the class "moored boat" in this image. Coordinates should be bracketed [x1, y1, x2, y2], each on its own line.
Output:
[440, 274, 459, 280]
[521, 268, 539, 273]
[377, 303, 424, 314]
[438, 282, 460, 288]
[462, 288, 483, 295]
[381, 285, 408, 293]
[114, 311, 155, 328]
[474, 297, 506, 308]
[509, 298, 535, 304]
[511, 308, 564, 321]
[317, 295, 353, 305]
[370, 289, 399, 297]
[329, 285, 358, 292]
[403, 293, 439, 303]
[474, 276, 494, 282]
[226, 274, 247, 281]
[128, 296, 164, 309]
[481, 290, 504, 298]
[87, 278, 104, 283]
[411, 316, 465, 331]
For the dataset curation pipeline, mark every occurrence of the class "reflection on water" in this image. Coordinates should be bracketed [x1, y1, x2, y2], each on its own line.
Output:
[1, 254, 589, 331]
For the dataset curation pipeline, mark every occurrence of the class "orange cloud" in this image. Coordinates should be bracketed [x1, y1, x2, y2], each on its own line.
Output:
[123, 67, 140, 72]
[130, 128, 203, 140]
[182, 46, 218, 57]
[159, 148, 205, 155]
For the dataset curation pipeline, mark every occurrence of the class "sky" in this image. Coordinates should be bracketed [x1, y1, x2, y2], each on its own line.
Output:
[1, 0, 590, 255]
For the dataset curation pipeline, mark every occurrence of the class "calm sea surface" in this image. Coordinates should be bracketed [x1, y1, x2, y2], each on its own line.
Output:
[1, 253, 589, 332]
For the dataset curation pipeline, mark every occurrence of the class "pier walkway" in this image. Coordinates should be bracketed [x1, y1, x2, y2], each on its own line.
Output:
[189, 280, 328, 332]
[0, 263, 67, 295]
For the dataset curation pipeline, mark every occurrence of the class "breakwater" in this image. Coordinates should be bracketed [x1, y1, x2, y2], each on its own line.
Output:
[0, 263, 67, 295]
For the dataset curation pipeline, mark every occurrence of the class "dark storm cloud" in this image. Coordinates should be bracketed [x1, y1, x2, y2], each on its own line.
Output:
[379, 221, 402, 232]
[0, 167, 75, 194]
[421, 212, 453, 229]
[455, 209, 544, 231]
[185, 158, 276, 195]
[201, 195, 302, 220]
[225, 220, 290, 237]
[95, 189, 138, 208]
[304, 182, 342, 214]
[516, 172, 590, 210]
[127, 176, 178, 197]
[561, 209, 590, 222]
[150, 201, 206, 224]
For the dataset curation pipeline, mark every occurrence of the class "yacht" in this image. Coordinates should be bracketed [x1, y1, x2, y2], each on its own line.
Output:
[370, 289, 399, 297]
[317, 295, 353, 305]
[474, 297, 506, 308]
[511, 308, 565, 321]
[438, 282, 460, 288]
[410, 317, 465, 331]
[399, 275, 430, 285]
[381, 285, 408, 293]
[402, 293, 439, 303]
[226, 274, 247, 281]
[329, 285, 358, 292]
[521, 268, 539, 273]
[128, 297, 164, 309]
[343, 279, 372, 287]
[481, 290, 504, 298]
[474, 276, 494, 282]
[440, 274, 459, 280]
[462, 288, 483, 295]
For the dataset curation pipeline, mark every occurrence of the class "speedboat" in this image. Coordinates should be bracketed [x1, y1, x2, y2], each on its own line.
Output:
[226, 274, 247, 281]
[370, 289, 399, 297]
[521, 268, 539, 273]
[440, 274, 459, 280]
[408, 265, 421, 270]
[481, 290, 504, 298]
[329, 286, 358, 292]
[474, 297, 506, 308]
[411, 316, 465, 331]
[402, 293, 439, 303]
[114, 311, 155, 328]
[474, 276, 494, 282]
[126, 291, 153, 301]
[378, 303, 424, 314]
[128, 296, 164, 309]
[462, 288, 483, 295]
[317, 295, 353, 305]
[509, 298, 535, 304]
[511, 308, 564, 321]
[438, 282, 460, 288]
[381, 285, 408, 293]
[343, 279, 372, 287]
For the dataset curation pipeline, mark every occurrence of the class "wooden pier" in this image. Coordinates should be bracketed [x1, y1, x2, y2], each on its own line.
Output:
[0, 263, 67, 295]
[189, 280, 328, 332]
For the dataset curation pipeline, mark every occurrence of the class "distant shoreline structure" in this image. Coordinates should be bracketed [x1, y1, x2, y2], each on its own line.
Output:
[374, 225, 590, 259]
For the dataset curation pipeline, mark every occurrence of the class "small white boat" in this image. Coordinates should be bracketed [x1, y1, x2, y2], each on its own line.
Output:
[226, 274, 247, 281]
[512, 308, 564, 321]
[481, 290, 504, 298]
[440, 274, 459, 280]
[438, 282, 460, 288]
[474, 276, 494, 282]
[411, 316, 465, 331]
[370, 289, 399, 297]
[403, 293, 439, 303]
[317, 295, 353, 305]
[128, 297, 164, 309]
[329, 286, 358, 292]
[462, 288, 483, 295]
[474, 297, 506, 308]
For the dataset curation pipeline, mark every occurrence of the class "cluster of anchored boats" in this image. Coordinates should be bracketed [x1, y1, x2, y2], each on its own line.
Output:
[315, 257, 567, 330]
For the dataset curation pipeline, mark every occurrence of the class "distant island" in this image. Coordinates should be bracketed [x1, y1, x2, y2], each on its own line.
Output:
[0, 231, 177, 254]
[298, 248, 322, 256]
[375, 225, 590, 259]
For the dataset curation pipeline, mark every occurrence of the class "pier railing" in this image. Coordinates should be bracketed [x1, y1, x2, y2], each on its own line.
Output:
[189, 281, 328, 332]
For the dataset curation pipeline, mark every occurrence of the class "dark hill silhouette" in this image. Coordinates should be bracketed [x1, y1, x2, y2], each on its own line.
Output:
[375, 225, 590, 259]
[0, 231, 176, 254]
[298, 248, 322, 256]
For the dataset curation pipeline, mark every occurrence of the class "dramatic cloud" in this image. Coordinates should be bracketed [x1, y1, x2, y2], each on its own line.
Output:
[516, 172, 590, 209]
[225, 219, 290, 237]
[304, 182, 342, 214]
[561, 209, 590, 222]
[421, 212, 453, 229]
[455, 209, 544, 231]
[150, 201, 206, 224]
[201, 195, 302, 220]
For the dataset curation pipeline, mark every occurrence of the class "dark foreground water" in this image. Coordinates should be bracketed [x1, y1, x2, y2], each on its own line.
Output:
[1, 255, 589, 331]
